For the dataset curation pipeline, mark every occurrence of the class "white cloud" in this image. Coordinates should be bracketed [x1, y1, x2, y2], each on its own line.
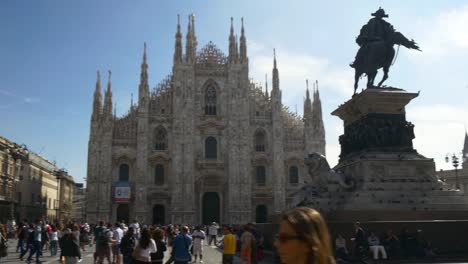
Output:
[408, 4, 468, 59]
[408, 105, 468, 170]
[248, 40, 355, 110]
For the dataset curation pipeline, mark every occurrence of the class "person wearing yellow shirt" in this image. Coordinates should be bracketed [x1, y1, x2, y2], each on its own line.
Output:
[222, 227, 237, 264]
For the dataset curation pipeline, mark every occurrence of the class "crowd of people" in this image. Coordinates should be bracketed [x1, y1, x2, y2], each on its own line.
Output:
[0, 208, 439, 264]
[334, 222, 435, 263]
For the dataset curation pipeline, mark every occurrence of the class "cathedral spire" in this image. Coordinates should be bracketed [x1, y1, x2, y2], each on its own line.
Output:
[191, 14, 197, 54]
[228, 17, 238, 63]
[265, 73, 269, 98]
[139, 43, 149, 105]
[304, 79, 312, 115]
[174, 14, 183, 63]
[185, 15, 194, 63]
[272, 49, 279, 92]
[311, 79, 325, 155]
[239, 17, 247, 63]
[103, 70, 113, 116]
[92, 70, 102, 121]
[314, 80, 320, 100]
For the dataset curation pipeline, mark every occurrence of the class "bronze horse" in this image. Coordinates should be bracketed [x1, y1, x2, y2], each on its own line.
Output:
[353, 31, 421, 94]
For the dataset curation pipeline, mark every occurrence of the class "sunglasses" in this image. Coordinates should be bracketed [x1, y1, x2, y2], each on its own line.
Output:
[275, 233, 302, 243]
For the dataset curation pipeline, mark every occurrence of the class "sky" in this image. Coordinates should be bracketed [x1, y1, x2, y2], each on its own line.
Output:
[1, 0, 468, 184]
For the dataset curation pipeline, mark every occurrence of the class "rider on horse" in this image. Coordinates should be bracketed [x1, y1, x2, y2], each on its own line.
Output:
[350, 8, 395, 69]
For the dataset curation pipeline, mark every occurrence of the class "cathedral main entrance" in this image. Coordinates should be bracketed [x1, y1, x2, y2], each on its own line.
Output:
[116, 204, 129, 224]
[153, 204, 165, 225]
[202, 192, 220, 224]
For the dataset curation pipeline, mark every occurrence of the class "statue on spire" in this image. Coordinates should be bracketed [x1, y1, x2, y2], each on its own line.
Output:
[350, 7, 421, 94]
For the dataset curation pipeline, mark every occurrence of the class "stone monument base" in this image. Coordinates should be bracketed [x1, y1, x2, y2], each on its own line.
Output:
[291, 87, 468, 222]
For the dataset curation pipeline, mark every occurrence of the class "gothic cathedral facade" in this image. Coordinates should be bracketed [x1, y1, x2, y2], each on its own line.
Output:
[86, 16, 325, 225]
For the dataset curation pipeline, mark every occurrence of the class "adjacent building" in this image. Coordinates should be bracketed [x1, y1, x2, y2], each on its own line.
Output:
[0, 136, 75, 223]
[86, 16, 326, 225]
[71, 183, 86, 222]
[0, 137, 27, 223]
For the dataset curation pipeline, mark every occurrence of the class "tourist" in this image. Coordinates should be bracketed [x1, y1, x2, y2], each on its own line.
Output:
[130, 220, 141, 240]
[383, 229, 400, 259]
[19, 223, 34, 261]
[120, 227, 136, 264]
[0, 224, 7, 259]
[49, 225, 59, 256]
[222, 227, 236, 264]
[240, 225, 255, 264]
[132, 228, 157, 263]
[351, 221, 367, 260]
[368, 231, 387, 260]
[95, 223, 112, 264]
[93, 221, 107, 263]
[79, 225, 91, 252]
[208, 222, 218, 246]
[60, 228, 82, 263]
[335, 234, 349, 261]
[150, 228, 167, 263]
[112, 223, 124, 264]
[274, 207, 335, 264]
[172, 226, 192, 264]
[16, 221, 27, 254]
[191, 226, 205, 263]
[26, 219, 43, 263]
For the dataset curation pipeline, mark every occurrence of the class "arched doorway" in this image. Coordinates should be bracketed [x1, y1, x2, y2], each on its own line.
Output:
[153, 204, 165, 225]
[116, 204, 130, 224]
[255, 205, 268, 223]
[202, 192, 220, 225]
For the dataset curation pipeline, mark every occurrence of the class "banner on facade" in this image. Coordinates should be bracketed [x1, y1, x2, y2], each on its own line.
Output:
[114, 182, 131, 203]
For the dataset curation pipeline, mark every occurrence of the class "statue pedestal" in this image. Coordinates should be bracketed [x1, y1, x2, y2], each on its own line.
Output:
[332, 88, 419, 161]
[323, 88, 468, 218]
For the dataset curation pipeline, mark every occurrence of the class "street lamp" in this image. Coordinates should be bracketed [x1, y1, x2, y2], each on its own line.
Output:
[54, 169, 66, 224]
[445, 153, 463, 190]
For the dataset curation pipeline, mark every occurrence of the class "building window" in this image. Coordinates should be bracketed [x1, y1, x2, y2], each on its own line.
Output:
[119, 164, 130, 182]
[154, 127, 167, 151]
[31, 193, 34, 204]
[254, 130, 266, 152]
[256, 166, 266, 186]
[154, 164, 164, 185]
[205, 85, 217, 115]
[205, 137, 217, 159]
[289, 166, 299, 185]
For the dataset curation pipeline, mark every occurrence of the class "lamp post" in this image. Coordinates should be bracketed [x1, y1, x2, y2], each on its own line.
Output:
[54, 169, 65, 224]
[445, 153, 462, 190]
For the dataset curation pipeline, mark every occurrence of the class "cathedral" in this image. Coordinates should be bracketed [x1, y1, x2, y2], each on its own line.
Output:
[85, 15, 326, 225]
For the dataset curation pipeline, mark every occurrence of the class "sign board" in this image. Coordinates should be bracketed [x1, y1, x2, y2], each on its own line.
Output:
[114, 182, 131, 203]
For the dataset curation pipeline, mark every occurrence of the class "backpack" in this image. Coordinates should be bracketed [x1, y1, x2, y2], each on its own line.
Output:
[97, 232, 109, 247]
[79, 232, 90, 243]
[120, 235, 135, 256]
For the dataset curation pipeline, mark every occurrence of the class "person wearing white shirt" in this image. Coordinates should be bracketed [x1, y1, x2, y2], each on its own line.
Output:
[208, 223, 219, 246]
[133, 229, 157, 263]
[191, 227, 206, 263]
[130, 220, 141, 240]
[112, 223, 124, 264]
[368, 231, 387, 260]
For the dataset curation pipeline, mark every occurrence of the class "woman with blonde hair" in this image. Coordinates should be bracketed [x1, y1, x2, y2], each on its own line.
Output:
[274, 207, 335, 264]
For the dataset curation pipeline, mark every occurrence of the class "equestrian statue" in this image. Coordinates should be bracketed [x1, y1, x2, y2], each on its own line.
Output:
[350, 8, 421, 94]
